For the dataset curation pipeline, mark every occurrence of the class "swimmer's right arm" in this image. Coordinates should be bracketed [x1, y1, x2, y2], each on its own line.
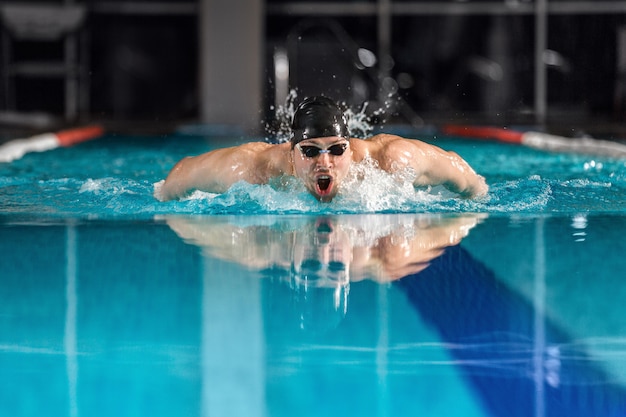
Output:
[158, 147, 244, 201]
[157, 142, 287, 201]
[157, 156, 201, 201]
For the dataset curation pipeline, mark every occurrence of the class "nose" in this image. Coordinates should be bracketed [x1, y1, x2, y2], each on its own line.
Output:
[316, 151, 331, 165]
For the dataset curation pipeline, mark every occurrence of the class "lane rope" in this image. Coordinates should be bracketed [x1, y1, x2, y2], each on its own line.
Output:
[442, 125, 626, 158]
[0, 125, 104, 163]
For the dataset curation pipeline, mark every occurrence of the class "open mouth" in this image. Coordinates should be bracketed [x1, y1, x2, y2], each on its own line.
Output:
[315, 175, 334, 199]
[317, 176, 331, 192]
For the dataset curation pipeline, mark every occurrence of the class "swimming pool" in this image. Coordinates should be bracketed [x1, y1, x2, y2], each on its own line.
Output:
[1, 130, 625, 416]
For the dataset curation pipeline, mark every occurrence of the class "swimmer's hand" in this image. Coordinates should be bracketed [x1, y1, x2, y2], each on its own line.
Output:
[444, 173, 488, 199]
[464, 175, 489, 199]
[153, 180, 166, 202]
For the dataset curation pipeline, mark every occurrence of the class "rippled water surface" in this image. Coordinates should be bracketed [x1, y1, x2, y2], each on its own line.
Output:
[0, 133, 625, 217]
[1, 133, 625, 417]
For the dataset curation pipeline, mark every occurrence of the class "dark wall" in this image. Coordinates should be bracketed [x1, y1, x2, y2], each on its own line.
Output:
[2, 1, 626, 125]
[89, 13, 198, 121]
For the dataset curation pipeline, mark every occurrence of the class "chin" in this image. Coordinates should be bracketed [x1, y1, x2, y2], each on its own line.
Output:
[309, 188, 336, 203]
[318, 194, 335, 203]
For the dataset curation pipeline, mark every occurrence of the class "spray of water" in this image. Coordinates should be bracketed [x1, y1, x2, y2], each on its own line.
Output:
[266, 89, 299, 144]
[266, 89, 387, 142]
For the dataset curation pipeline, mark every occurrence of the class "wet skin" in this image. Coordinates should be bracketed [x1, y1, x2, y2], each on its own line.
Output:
[157, 133, 488, 202]
[291, 137, 352, 202]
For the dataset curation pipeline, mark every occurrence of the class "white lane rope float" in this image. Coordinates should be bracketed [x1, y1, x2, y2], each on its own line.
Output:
[442, 125, 626, 158]
[0, 125, 104, 163]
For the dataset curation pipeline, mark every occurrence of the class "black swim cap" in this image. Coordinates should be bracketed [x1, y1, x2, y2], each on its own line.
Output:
[291, 96, 349, 148]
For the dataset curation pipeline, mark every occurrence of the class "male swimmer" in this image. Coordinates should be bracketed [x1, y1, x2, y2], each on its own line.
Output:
[157, 96, 488, 202]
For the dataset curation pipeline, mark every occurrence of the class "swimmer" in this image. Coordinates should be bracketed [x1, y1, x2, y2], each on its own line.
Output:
[157, 96, 488, 202]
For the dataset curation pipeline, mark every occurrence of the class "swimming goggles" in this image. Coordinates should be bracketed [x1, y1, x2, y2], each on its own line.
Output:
[296, 142, 348, 158]
[291, 258, 349, 288]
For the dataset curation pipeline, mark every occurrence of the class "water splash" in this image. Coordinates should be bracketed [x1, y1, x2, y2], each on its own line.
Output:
[2, 128, 626, 218]
[266, 89, 299, 144]
[344, 101, 378, 139]
[0, 170, 607, 218]
[266, 89, 385, 142]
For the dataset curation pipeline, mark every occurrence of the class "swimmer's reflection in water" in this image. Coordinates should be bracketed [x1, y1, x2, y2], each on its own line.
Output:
[165, 214, 484, 331]
[283, 218, 352, 331]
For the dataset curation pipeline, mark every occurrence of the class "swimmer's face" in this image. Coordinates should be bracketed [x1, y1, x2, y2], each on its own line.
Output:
[292, 137, 352, 202]
[292, 218, 351, 288]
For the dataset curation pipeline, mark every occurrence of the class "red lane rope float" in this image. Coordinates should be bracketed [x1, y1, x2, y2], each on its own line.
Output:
[442, 124, 626, 158]
[442, 125, 524, 144]
[0, 125, 104, 163]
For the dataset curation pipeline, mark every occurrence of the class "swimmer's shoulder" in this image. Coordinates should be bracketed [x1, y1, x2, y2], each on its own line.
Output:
[193, 140, 269, 159]
[253, 141, 293, 176]
[194, 141, 289, 170]
[235, 141, 279, 153]
[358, 133, 408, 146]
[257, 141, 291, 159]
[208, 141, 288, 158]
[366, 133, 434, 150]
[351, 134, 408, 159]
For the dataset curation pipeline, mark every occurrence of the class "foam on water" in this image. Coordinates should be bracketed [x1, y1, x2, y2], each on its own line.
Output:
[2, 140, 625, 218]
[1, 91, 626, 218]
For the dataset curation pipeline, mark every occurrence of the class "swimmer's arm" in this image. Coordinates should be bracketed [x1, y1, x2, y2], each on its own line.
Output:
[416, 146, 488, 198]
[157, 142, 289, 201]
[157, 151, 232, 201]
[382, 138, 488, 198]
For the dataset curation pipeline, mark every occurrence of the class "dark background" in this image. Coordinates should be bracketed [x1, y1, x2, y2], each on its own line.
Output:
[1, 0, 625, 133]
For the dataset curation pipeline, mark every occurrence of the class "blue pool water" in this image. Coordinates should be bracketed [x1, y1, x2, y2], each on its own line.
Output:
[1, 131, 626, 416]
[1, 132, 625, 217]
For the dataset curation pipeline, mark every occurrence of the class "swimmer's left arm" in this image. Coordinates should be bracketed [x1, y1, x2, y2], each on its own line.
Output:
[433, 150, 488, 198]
[384, 137, 488, 198]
